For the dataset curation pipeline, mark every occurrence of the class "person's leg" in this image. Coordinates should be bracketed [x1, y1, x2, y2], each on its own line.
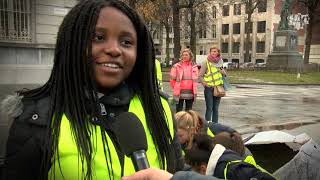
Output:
[212, 96, 221, 123]
[204, 87, 213, 121]
[176, 99, 184, 113]
[185, 99, 194, 111]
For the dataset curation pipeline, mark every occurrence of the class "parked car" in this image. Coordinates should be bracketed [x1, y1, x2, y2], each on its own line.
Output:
[255, 62, 267, 68]
[223, 62, 238, 69]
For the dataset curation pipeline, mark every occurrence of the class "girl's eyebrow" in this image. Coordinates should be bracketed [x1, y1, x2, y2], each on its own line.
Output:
[94, 26, 136, 39]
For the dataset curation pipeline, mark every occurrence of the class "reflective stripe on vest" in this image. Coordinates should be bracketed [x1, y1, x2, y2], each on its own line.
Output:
[203, 60, 223, 86]
[155, 59, 163, 90]
[48, 95, 174, 179]
[207, 128, 215, 138]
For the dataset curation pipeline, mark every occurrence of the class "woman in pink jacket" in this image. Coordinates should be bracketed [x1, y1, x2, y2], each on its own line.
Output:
[170, 49, 199, 112]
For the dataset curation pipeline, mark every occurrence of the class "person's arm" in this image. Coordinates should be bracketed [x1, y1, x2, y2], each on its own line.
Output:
[5, 116, 45, 179]
[198, 61, 208, 87]
[169, 65, 177, 89]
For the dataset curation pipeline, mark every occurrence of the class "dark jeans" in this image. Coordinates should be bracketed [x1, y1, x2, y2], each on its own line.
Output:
[204, 87, 221, 123]
[176, 99, 193, 113]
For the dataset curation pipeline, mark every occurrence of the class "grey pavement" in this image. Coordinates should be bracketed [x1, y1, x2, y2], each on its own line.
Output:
[163, 82, 320, 144]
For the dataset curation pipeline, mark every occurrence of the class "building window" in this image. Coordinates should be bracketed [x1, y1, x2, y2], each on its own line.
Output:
[221, 42, 229, 53]
[258, 0, 267, 13]
[199, 46, 206, 55]
[232, 42, 240, 53]
[212, 6, 216, 19]
[0, 0, 32, 42]
[223, 5, 229, 16]
[257, 21, 266, 33]
[256, 41, 265, 53]
[233, 23, 240, 34]
[222, 24, 229, 35]
[234, 4, 241, 15]
[212, 24, 216, 38]
[245, 22, 252, 33]
[199, 27, 206, 38]
[256, 59, 265, 63]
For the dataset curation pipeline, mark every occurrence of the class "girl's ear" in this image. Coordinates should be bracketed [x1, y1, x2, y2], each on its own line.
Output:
[199, 164, 207, 175]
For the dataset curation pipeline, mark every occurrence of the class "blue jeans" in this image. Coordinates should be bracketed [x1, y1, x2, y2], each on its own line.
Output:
[204, 87, 221, 123]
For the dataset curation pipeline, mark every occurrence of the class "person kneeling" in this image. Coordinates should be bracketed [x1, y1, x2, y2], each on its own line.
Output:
[185, 133, 276, 180]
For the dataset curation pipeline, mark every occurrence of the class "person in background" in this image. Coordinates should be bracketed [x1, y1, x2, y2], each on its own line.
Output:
[174, 110, 245, 157]
[170, 49, 199, 113]
[199, 47, 226, 123]
[185, 134, 275, 180]
[1, 1, 183, 179]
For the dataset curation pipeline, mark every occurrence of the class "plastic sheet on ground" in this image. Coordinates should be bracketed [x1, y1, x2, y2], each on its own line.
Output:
[244, 130, 320, 179]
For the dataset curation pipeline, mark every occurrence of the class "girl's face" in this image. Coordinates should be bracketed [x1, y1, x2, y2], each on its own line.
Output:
[177, 128, 191, 144]
[181, 51, 191, 61]
[210, 48, 219, 57]
[92, 7, 137, 93]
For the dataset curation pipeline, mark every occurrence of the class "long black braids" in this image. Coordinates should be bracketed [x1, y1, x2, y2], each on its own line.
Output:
[20, 0, 177, 179]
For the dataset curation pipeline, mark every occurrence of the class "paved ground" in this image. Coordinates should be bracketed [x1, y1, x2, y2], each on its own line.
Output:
[163, 82, 320, 142]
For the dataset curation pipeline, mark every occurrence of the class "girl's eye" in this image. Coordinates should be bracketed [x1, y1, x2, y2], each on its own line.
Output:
[93, 34, 104, 42]
[120, 39, 133, 47]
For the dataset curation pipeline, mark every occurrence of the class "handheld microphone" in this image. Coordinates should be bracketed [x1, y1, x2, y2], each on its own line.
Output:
[114, 112, 150, 171]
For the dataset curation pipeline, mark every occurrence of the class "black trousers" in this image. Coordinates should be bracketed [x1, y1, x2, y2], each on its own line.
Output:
[176, 99, 194, 113]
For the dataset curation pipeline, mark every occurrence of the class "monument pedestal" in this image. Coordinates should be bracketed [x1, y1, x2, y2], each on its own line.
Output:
[267, 30, 302, 71]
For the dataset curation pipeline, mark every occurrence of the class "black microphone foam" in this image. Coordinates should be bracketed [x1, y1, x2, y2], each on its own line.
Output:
[114, 112, 149, 171]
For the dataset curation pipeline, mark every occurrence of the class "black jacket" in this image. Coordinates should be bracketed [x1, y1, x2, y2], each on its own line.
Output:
[2, 88, 184, 179]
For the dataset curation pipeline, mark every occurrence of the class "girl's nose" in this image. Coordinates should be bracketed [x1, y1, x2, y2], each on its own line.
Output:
[103, 42, 121, 57]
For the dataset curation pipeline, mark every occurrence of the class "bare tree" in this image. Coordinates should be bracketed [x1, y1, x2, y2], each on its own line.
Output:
[296, 0, 320, 64]
[175, 0, 214, 62]
[172, 0, 182, 63]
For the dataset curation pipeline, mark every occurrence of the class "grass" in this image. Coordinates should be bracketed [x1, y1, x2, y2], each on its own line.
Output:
[226, 70, 320, 84]
[162, 67, 320, 84]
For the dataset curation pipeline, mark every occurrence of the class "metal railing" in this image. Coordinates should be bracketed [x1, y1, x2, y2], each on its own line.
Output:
[0, 0, 31, 42]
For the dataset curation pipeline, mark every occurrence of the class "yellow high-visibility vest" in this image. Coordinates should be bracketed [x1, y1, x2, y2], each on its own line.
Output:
[203, 60, 223, 87]
[48, 95, 174, 179]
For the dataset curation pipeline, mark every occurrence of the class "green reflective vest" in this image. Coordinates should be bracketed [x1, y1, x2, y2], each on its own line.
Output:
[48, 95, 173, 179]
[203, 60, 223, 87]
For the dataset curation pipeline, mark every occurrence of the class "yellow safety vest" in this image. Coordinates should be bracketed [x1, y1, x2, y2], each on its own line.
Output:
[48, 95, 174, 179]
[155, 59, 163, 90]
[203, 60, 223, 87]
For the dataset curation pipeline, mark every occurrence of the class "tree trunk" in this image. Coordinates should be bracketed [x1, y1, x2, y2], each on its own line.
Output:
[165, 24, 171, 66]
[172, 0, 181, 64]
[189, 8, 197, 62]
[303, 13, 313, 64]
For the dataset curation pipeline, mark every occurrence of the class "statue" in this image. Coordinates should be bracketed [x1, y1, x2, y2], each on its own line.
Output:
[278, 0, 292, 30]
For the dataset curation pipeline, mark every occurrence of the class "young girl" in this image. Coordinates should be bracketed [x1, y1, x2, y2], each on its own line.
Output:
[170, 48, 199, 112]
[175, 110, 244, 156]
[2, 1, 183, 179]
[199, 47, 226, 123]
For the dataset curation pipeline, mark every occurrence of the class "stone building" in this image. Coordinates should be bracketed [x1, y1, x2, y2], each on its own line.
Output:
[153, 0, 319, 65]
[0, 0, 77, 84]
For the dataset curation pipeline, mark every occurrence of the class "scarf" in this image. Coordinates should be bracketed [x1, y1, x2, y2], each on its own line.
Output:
[207, 54, 222, 64]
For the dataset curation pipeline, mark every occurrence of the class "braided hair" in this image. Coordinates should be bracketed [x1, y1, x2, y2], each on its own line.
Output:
[20, 0, 176, 179]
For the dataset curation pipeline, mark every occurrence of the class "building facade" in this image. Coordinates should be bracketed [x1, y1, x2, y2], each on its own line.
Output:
[153, 0, 319, 65]
[0, 0, 77, 84]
